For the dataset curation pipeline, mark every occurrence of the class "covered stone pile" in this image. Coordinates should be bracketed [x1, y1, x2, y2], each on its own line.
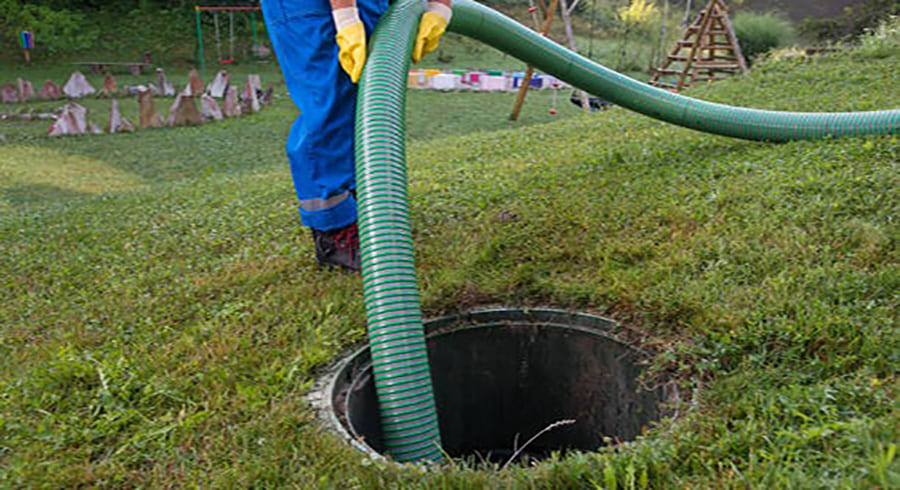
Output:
[0, 68, 272, 137]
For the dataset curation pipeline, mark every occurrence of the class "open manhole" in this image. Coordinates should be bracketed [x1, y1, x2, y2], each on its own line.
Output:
[323, 308, 670, 463]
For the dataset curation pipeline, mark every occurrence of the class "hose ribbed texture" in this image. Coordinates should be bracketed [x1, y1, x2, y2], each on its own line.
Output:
[353, 0, 897, 465]
[449, 0, 899, 142]
[354, 0, 442, 463]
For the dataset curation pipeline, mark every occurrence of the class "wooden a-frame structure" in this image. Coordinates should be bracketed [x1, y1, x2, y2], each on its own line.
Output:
[649, 0, 747, 91]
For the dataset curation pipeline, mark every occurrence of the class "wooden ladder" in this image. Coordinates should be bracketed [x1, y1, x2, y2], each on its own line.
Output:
[649, 0, 747, 91]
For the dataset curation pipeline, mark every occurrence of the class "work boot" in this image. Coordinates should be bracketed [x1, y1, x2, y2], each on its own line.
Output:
[312, 222, 360, 272]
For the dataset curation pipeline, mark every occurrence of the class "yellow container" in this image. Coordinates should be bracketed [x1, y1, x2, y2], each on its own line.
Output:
[419, 69, 443, 89]
[407, 70, 426, 88]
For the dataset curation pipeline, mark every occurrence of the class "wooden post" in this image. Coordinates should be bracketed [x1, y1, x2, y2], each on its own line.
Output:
[676, 0, 715, 91]
[720, 2, 748, 71]
[509, 0, 560, 121]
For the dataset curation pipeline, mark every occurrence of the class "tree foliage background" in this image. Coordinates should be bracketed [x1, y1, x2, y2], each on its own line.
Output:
[1, 0, 896, 60]
[0, 0, 258, 60]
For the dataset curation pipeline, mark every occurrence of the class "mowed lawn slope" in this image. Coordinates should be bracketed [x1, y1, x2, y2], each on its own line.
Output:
[1, 47, 897, 487]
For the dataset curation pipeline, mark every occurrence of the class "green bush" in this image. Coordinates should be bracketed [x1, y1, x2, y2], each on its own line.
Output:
[800, 0, 900, 42]
[94, 7, 199, 62]
[733, 11, 796, 64]
[854, 16, 900, 60]
[0, 0, 99, 56]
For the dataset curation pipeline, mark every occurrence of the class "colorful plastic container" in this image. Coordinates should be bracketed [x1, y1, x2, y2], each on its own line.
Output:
[481, 74, 508, 91]
[407, 70, 427, 89]
[432, 73, 461, 91]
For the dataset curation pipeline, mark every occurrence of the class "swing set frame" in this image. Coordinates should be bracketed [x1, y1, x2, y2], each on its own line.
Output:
[194, 5, 262, 75]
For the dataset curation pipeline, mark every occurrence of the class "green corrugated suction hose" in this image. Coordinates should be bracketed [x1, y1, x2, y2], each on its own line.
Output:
[354, 0, 898, 464]
[354, 0, 443, 463]
[448, 0, 899, 141]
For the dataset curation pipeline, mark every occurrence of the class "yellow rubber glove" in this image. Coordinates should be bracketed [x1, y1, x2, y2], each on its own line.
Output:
[333, 8, 366, 83]
[413, 2, 452, 63]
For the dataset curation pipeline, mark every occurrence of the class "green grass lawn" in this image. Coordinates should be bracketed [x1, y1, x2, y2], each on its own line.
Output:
[1, 41, 898, 488]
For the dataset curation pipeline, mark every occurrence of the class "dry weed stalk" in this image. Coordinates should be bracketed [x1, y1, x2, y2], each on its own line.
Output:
[501, 418, 576, 471]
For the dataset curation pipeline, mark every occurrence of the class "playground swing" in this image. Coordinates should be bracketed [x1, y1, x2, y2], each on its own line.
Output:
[549, 80, 559, 114]
[195, 5, 265, 75]
[213, 11, 236, 65]
[529, 0, 559, 116]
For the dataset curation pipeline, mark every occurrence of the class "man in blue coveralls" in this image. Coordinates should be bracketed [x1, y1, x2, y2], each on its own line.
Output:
[261, 0, 453, 272]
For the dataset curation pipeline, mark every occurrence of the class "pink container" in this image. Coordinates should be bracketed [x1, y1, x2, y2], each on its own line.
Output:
[482, 75, 507, 91]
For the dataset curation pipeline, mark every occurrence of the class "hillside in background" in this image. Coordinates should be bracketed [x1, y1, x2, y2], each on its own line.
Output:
[726, 0, 870, 21]
[2, 0, 895, 63]
[487, 0, 873, 22]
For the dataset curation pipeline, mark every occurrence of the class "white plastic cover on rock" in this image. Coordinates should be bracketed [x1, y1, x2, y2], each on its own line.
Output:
[108, 99, 135, 133]
[242, 78, 260, 113]
[48, 102, 89, 136]
[63, 71, 96, 98]
[207, 70, 230, 99]
[156, 68, 176, 97]
[201, 94, 224, 121]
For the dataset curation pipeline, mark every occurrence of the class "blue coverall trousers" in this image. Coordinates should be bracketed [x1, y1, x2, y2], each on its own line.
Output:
[261, 0, 388, 231]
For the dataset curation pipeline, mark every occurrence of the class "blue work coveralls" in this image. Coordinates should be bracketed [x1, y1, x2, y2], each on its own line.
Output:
[261, 0, 389, 231]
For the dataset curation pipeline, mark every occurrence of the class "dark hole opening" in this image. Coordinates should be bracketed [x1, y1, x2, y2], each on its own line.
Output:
[330, 309, 668, 464]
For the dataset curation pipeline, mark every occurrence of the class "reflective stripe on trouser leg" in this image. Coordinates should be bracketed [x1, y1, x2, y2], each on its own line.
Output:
[260, 0, 387, 232]
[299, 191, 351, 212]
